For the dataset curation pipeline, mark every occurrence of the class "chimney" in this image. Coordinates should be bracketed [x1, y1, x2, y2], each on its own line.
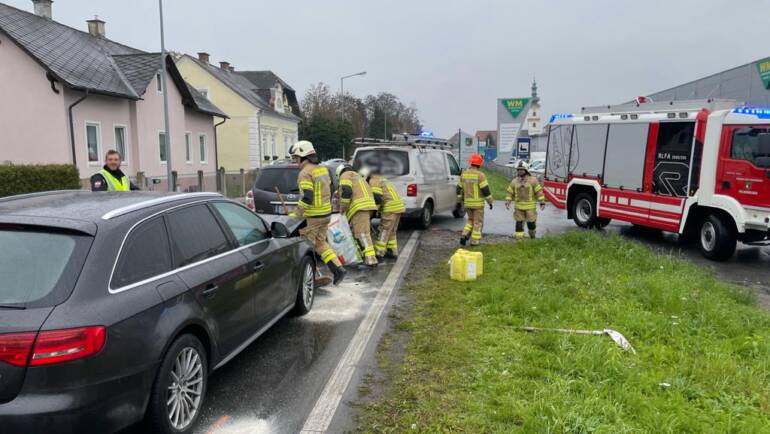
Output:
[32, 0, 53, 19]
[86, 16, 106, 37]
[197, 52, 210, 64]
[219, 61, 230, 71]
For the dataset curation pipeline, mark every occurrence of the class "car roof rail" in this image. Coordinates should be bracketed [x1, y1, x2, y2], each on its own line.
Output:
[101, 192, 222, 220]
[0, 189, 85, 204]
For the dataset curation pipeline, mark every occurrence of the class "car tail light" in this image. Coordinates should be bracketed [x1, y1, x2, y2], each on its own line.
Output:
[407, 184, 417, 197]
[30, 327, 106, 366]
[0, 326, 106, 367]
[0, 332, 36, 367]
[246, 191, 255, 209]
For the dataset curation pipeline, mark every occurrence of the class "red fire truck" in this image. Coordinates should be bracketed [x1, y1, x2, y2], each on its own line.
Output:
[543, 99, 770, 260]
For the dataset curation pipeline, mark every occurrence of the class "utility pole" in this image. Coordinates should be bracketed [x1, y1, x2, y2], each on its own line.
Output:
[339, 71, 367, 159]
[159, 0, 173, 191]
[458, 128, 462, 167]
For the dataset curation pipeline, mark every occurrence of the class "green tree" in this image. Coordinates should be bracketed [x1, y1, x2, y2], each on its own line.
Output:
[298, 115, 354, 160]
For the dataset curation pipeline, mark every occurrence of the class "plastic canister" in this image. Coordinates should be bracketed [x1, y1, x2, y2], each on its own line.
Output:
[449, 249, 480, 281]
[463, 250, 483, 276]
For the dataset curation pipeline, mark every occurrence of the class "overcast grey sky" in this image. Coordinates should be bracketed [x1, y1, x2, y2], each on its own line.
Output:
[7, 0, 770, 137]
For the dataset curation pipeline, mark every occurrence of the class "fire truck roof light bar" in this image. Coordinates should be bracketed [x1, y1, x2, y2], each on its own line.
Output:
[733, 107, 770, 119]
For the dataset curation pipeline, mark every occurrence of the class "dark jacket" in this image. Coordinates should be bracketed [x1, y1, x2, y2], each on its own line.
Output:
[90, 166, 140, 192]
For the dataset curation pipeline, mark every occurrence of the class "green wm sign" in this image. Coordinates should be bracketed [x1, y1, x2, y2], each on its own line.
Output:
[501, 98, 530, 118]
[757, 57, 770, 89]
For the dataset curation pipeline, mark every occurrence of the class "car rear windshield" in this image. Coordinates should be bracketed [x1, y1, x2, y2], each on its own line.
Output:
[354, 149, 410, 177]
[0, 227, 91, 307]
[254, 168, 301, 194]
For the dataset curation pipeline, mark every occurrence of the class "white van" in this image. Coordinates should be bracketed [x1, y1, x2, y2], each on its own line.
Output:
[352, 135, 464, 228]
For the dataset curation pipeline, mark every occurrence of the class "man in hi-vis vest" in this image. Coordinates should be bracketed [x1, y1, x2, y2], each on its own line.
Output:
[90, 150, 140, 192]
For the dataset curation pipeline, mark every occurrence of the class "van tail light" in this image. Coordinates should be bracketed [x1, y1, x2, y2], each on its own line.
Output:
[0, 326, 106, 368]
[407, 184, 417, 197]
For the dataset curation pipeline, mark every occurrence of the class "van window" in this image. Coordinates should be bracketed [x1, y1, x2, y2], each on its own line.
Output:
[447, 154, 461, 176]
[112, 218, 172, 288]
[354, 149, 409, 177]
[418, 151, 447, 177]
[166, 205, 231, 267]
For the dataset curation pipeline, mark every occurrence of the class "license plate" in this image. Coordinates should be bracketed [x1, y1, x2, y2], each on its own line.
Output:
[274, 204, 297, 214]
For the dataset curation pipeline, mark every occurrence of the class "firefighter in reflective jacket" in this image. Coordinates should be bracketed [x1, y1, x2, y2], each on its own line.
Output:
[458, 154, 494, 246]
[360, 167, 406, 259]
[336, 164, 379, 267]
[288, 141, 346, 285]
[505, 161, 546, 240]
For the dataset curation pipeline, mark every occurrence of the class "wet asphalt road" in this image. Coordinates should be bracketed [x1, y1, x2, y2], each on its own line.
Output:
[432, 202, 770, 295]
[123, 232, 409, 434]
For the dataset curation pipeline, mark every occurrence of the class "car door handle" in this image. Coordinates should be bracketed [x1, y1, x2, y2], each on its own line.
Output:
[253, 261, 265, 272]
[201, 284, 219, 299]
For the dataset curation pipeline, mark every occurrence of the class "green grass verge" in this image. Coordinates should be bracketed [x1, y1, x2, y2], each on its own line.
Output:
[480, 167, 510, 201]
[356, 231, 770, 433]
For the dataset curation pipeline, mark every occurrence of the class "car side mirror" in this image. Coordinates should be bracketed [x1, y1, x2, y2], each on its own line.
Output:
[270, 221, 290, 238]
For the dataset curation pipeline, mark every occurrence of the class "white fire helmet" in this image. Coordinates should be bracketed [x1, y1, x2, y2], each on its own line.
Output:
[290, 140, 316, 158]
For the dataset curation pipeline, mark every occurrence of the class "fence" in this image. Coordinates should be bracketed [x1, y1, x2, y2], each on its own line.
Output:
[484, 161, 516, 179]
[219, 168, 259, 199]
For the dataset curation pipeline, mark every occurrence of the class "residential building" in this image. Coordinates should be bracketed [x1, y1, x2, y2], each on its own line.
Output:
[175, 54, 301, 170]
[447, 130, 475, 168]
[0, 1, 227, 191]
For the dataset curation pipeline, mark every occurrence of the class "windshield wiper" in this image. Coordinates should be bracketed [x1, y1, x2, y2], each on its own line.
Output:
[0, 304, 26, 310]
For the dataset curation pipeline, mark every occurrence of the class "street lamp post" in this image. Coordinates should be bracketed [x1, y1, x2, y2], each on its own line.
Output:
[339, 71, 366, 159]
[158, 0, 173, 191]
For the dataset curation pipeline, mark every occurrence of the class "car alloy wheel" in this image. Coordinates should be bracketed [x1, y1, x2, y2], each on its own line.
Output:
[167, 347, 204, 431]
[302, 261, 314, 308]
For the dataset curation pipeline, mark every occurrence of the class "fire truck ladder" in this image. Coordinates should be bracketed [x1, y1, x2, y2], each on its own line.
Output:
[580, 98, 740, 116]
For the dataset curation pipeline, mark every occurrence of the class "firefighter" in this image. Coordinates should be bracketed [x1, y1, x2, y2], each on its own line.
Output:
[288, 141, 346, 285]
[336, 164, 379, 267]
[359, 167, 406, 259]
[458, 154, 494, 246]
[505, 160, 546, 240]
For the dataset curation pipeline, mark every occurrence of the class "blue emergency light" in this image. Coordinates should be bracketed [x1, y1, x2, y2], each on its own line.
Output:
[548, 113, 574, 123]
[732, 107, 770, 119]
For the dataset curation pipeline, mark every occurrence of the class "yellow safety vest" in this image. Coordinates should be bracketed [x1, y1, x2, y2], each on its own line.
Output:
[100, 169, 130, 192]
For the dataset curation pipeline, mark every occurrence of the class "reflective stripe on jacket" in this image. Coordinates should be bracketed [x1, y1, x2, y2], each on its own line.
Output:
[457, 167, 492, 209]
[100, 169, 130, 192]
[339, 171, 377, 219]
[295, 162, 332, 218]
[369, 175, 406, 215]
[506, 175, 545, 210]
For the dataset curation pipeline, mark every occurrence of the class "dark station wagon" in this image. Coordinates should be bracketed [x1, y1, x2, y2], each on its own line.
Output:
[0, 191, 316, 434]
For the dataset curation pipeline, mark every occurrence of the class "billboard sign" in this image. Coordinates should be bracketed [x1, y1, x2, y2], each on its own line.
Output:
[501, 98, 530, 118]
[757, 57, 770, 89]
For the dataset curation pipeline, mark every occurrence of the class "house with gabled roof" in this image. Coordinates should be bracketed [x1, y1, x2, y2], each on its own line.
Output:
[175, 53, 300, 170]
[0, 0, 227, 191]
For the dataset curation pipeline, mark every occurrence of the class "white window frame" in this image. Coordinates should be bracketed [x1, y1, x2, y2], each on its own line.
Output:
[85, 121, 101, 166]
[113, 124, 128, 165]
[199, 133, 208, 164]
[270, 131, 276, 157]
[156, 72, 163, 95]
[184, 132, 192, 164]
[158, 130, 168, 165]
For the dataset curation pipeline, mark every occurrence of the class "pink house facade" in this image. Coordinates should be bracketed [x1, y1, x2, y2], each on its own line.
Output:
[0, 1, 227, 191]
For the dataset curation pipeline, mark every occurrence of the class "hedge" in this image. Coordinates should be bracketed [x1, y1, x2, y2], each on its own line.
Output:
[0, 164, 82, 198]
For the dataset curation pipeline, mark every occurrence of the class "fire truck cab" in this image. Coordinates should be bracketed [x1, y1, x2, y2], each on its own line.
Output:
[543, 99, 770, 260]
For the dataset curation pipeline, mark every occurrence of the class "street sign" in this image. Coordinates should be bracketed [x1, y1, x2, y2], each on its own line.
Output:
[757, 57, 770, 89]
[517, 138, 530, 160]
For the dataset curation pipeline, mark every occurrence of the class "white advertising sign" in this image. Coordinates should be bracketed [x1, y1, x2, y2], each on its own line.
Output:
[498, 123, 520, 156]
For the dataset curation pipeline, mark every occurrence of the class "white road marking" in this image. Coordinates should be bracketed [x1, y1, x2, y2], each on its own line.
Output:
[300, 231, 421, 433]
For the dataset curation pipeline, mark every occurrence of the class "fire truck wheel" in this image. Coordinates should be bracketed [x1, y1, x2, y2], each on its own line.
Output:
[698, 214, 737, 261]
[572, 193, 596, 228]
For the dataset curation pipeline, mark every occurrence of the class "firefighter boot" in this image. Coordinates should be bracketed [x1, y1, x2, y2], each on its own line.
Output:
[527, 222, 537, 239]
[327, 261, 347, 285]
[528, 230, 537, 239]
[460, 234, 468, 246]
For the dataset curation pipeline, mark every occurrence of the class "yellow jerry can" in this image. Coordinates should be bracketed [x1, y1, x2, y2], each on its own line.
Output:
[449, 249, 484, 281]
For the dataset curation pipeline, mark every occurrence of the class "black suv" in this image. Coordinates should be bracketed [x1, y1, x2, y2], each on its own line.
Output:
[0, 191, 315, 433]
